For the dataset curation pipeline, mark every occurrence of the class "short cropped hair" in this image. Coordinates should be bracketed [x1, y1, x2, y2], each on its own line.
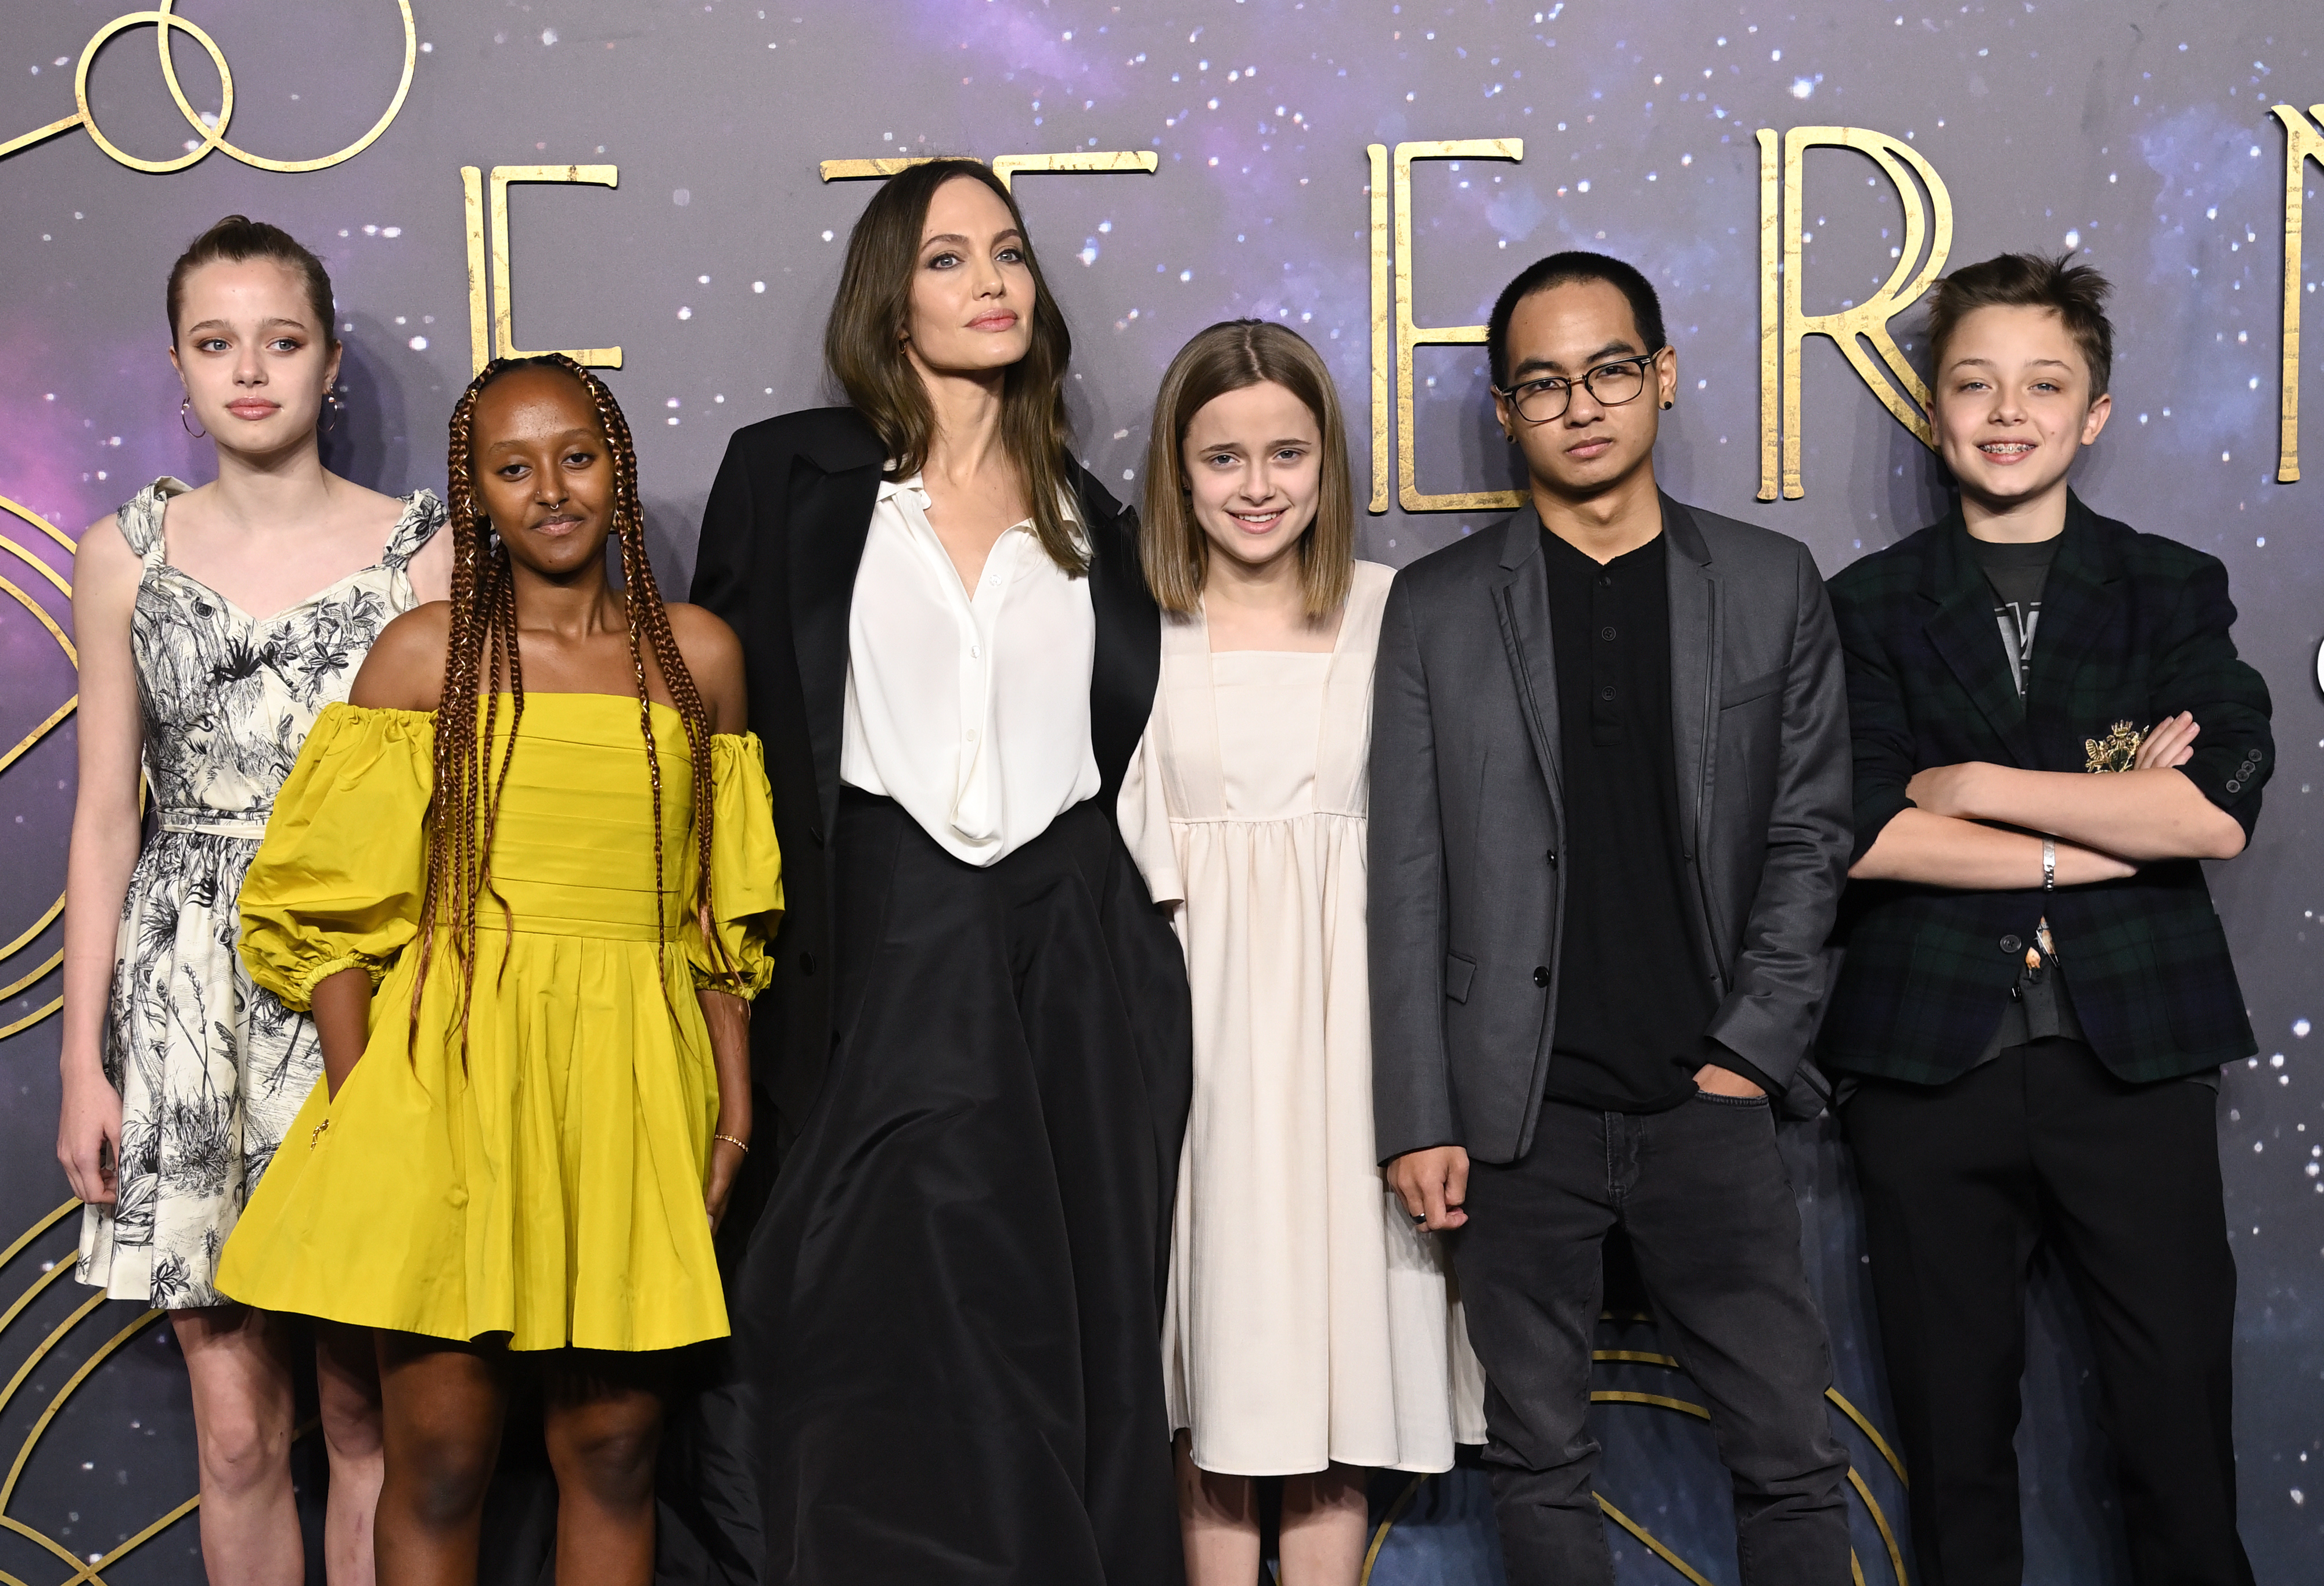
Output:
[1486, 251, 1667, 386]
[1140, 320, 1355, 620]
[1926, 251, 2114, 398]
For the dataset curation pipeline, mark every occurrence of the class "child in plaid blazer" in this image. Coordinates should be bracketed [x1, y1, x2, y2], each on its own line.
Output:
[1825, 253, 2267, 1586]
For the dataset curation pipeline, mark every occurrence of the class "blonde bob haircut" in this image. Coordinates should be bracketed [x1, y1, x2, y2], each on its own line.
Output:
[1140, 320, 1355, 620]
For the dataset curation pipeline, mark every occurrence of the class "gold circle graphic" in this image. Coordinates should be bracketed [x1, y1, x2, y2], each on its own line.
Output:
[154, 1, 418, 174]
[72, 11, 236, 176]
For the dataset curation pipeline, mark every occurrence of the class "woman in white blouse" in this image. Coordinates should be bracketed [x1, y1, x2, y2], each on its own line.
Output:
[1119, 322, 1484, 1585]
[677, 160, 1192, 1585]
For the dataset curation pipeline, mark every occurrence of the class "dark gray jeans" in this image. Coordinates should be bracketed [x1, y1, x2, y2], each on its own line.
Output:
[1454, 1090, 1854, 1585]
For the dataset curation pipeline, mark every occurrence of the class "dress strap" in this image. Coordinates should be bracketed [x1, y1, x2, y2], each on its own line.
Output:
[1315, 562, 1395, 813]
[114, 477, 194, 562]
[380, 490, 447, 570]
[1156, 609, 1229, 819]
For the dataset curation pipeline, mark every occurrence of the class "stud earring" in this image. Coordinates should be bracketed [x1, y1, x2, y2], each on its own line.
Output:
[180, 398, 206, 439]
[1660, 400, 1674, 410]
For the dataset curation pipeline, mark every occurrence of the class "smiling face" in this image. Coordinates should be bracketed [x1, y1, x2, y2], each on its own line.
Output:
[1492, 276, 1677, 501]
[1933, 304, 2111, 517]
[1182, 379, 1325, 573]
[902, 174, 1037, 377]
[170, 257, 340, 454]
[469, 366, 616, 580]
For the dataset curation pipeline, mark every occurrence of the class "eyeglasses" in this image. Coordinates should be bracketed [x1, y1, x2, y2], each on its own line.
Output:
[1492, 354, 1660, 424]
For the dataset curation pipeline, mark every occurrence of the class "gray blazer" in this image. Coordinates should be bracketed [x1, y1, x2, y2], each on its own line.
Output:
[1369, 496, 1852, 1165]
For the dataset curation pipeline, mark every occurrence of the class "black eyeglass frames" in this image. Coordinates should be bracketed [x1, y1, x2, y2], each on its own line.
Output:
[1492, 353, 1661, 424]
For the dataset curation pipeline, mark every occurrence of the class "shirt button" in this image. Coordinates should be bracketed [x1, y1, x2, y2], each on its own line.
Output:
[1599, 625, 1617, 641]
[1532, 966, 1552, 987]
[1599, 685, 1617, 702]
[970, 645, 981, 659]
[2000, 934, 2023, 955]
[965, 729, 979, 742]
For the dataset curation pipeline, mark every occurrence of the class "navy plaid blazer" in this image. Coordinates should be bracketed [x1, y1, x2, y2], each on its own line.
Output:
[1820, 493, 2272, 1085]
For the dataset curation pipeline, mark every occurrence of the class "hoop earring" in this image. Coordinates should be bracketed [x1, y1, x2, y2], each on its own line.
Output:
[321, 389, 347, 436]
[179, 398, 206, 439]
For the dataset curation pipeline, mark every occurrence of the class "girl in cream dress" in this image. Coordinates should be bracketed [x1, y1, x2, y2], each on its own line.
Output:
[1120, 321, 1484, 1586]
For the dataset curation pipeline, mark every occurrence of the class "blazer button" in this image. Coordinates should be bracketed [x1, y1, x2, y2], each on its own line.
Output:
[799, 951, 816, 976]
[2226, 779, 2242, 793]
[1999, 934, 2023, 955]
[1532, 966, 1552, 987]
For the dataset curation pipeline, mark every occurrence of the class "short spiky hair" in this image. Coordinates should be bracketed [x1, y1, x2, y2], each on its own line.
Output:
[1487, 251, 1667, 386]
[1927, 252, 2114, 397]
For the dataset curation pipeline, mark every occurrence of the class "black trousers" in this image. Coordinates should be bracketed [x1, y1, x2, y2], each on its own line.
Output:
[723, 791, 1191, 1585]
[1843, 1039, 2254, 1586]
[1454, 1091, 1854, 1585]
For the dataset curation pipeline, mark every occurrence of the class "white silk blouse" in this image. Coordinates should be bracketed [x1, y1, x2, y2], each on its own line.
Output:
[839, 474, 1099, 866]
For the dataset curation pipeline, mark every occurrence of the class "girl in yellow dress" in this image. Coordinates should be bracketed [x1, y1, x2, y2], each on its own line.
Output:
[216, 354, 779, 1586]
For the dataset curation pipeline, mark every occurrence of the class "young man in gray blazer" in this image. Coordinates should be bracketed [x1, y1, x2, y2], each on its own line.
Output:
[1370, 252, 1855, 1583]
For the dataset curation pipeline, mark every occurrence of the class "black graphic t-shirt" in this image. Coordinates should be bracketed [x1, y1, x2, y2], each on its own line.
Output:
[1971, 533, 2059, 697]
[1966, 530, 2084, 1056]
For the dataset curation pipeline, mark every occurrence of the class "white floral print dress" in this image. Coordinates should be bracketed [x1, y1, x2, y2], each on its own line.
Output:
[77, 477, 445, 1308]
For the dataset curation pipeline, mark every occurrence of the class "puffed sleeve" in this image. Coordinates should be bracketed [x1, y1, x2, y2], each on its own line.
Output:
[238, 704, 434, 1010]
[1114, 710, 1185, 927]
[683, 732, 783, 997]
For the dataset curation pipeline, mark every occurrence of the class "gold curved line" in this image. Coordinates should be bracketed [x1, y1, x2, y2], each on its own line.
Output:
[0, 952, 60, 1005]
[0, 1306, 163, 1509]
[0, 1515, 102, 1586]
[1827, 1386, 1909, 1487]
[0, 1293, 106, 1429]
[0, 1562, 30, 1586]
[0, 113, 85, 164]
[0, 897, 65, 968]
[74, 12, 235, 176]
[54, 1493, 196, 1586]
[1848, 1463, 1910, 1586]
[1854, 1552, 1869, 1586]
[1594, 1349, 1682, 1368]
[1593, 1493, 1719, 1586]
[0, 699, 78, 781]
[0, 573, 76, 666]
[0, 539, 71, 601]
[0, 1206, 77, 1275]
[0, 1200, 77, 1274]
[0, 497, 78, 557]
[1591, 1389, 1713, 1418]
[0, 999, 62, 1042]
[1357, 1471, 1428, 1586]
[0, 1262, 74, 1343]
[155, 0, 418, 174]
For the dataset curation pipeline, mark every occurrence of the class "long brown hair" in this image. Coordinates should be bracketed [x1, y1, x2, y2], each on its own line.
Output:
[411, 354, 740, 1054]
[825, 159, 1084, 573]
[1141, 320, 1355, 620]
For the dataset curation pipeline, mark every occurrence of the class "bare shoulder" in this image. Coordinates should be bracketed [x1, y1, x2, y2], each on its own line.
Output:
[350, 602, 451, 710]
[663, 602, 747, 731]
[71, 512, 141, 583]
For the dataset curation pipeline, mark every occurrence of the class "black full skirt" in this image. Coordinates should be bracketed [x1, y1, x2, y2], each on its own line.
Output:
[665, 789, 1191, 1585]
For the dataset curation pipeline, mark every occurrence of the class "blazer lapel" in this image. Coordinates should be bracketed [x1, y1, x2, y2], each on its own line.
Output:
[1492, 506, 1564, 810]
[1661, 497, 1718, 860]
[1920, 508, 2039, 767]
[788, 454, 883, 834]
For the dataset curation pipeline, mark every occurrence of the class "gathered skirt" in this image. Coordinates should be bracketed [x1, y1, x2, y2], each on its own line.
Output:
[725, 789, 1191, 1585]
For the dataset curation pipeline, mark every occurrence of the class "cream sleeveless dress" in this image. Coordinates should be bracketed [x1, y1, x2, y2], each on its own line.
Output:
[1118, 560, 1486, 1476]
[77, 477, 446, 1308]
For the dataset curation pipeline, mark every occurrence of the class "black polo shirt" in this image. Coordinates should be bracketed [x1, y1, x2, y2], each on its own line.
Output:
[1538, 527, 1725, 1112]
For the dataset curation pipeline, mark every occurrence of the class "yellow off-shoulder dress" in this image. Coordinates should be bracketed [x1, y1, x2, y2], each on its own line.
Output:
[215, 695, 781, 1353]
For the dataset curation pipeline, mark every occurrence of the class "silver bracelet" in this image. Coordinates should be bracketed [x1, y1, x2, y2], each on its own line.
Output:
[2042, 838, 2056, 892]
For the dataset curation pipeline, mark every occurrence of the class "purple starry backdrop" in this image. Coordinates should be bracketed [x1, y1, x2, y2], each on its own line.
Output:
[1, 2, 2319, 1580]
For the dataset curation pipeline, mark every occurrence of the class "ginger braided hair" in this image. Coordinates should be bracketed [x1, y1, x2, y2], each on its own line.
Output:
[409, 354, 742, 1057]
